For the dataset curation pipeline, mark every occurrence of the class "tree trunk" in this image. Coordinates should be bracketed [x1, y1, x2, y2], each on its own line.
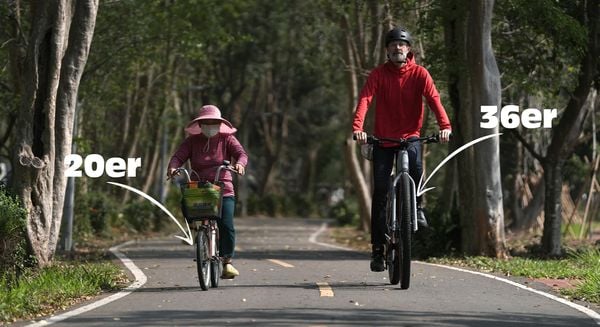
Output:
[339, 3, 389, 232]
[542, 160, 564, 255]
[11, 0, 98, 267]
[446, 0, 506, 257]
[540, 0, 598, 256]
[469, 0, 506, 257]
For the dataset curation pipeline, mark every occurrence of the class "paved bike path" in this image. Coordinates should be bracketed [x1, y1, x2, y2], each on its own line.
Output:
[27, 217, 599, 326]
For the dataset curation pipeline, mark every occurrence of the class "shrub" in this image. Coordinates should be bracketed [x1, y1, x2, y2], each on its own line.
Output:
[122, 200, 161, 233]
[412, 203, 461, 258]
[74, 191, 118, 237]
[0, 187, 31, 276]
[328, 200, 359, 226]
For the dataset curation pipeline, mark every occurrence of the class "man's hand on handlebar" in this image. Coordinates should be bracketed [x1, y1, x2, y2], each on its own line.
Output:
[439, 129, 451, 143]
[353, 131, 367, 144]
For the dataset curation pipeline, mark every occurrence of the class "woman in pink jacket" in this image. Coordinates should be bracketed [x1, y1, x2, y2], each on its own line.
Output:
[167, 105, 248, 279]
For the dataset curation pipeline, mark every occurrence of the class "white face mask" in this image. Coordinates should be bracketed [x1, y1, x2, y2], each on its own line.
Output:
[201, 124, 220, 138]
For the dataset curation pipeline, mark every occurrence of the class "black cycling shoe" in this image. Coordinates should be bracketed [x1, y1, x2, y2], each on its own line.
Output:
[370, 246, 385, 272]
[417, 207, 428, 228]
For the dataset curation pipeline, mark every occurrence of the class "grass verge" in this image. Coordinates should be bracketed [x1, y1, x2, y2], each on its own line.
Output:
[328, 225, 600, 305]
[429, 248, 600, 304]
[0, 259, 128, 323]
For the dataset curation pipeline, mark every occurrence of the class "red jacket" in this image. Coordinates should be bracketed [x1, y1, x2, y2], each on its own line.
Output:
[353, 54, 451, 140]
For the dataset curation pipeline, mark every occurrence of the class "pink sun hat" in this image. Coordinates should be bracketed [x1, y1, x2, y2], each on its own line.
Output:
[185, 105, 237, 135]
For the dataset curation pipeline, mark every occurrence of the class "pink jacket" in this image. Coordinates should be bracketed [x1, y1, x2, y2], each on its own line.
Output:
[168, 133, 248, 197]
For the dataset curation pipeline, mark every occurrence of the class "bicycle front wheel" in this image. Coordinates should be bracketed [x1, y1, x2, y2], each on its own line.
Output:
[398, 173, 412, 289]
[210, 259, 221, 287]
[387, 238, 401, 285]
[196, 229, 211, 291]
[210, 225, 221, 288]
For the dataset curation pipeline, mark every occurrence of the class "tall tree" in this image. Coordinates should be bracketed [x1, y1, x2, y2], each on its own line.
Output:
[491, 0, 590, 236]
[9, 0, 99, 267]
[337, 0, 391, 231]
[444, 0, 506, 257]
[516, 0, 598, 255]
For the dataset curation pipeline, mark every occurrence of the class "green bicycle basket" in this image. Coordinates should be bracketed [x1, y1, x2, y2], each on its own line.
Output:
[181, 181, 222, 219]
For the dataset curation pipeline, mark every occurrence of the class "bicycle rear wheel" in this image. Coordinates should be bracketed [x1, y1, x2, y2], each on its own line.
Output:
[398, 173, 412, 289]
[196, 229, 211, 291]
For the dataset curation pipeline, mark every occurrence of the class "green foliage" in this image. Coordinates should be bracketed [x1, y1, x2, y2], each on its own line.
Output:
[328, 200, 359, 226]
[247, 193, 316, 218]
[413, 202, 462, 258]
[248, 193, 287, 217]
[122, 200, 161, 233]
[494, 0, 587, 100]
[74, 191, 119, 238]
[0, 187, 32, 275]
[0, 261, 125, 322]
[565, 248, 600, 303]
[563, 155, 588, 198]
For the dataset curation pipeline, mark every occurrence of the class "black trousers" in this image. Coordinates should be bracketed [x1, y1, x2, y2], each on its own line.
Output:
[371, 139, 422, 246]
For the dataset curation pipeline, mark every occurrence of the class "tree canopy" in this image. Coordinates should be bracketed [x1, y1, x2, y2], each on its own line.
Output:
[0, 0, 597, 263]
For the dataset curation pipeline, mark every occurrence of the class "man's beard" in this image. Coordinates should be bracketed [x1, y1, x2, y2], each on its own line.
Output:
[389, 52, 407, 63]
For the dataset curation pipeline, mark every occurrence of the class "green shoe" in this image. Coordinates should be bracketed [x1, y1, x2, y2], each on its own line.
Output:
[221, 263, 239, 279]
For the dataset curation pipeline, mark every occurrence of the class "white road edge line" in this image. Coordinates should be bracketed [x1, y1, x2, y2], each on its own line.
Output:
[308, 223, 353, 251]
[267, 259, 295, 268]
[27, 240, 147, 327]
[309, 222, 600, 325]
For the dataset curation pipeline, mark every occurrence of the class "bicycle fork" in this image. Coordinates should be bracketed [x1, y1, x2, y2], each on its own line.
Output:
[386, 150, 419, 244]
[209, 222, 218, 259]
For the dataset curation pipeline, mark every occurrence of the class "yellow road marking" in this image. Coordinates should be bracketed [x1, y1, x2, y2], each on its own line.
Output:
[316, 282, 334, 297]
[267, 259, 295, 268]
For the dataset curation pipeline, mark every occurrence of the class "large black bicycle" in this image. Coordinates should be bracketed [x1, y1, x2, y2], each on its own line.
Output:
[361, 134, 440, 289]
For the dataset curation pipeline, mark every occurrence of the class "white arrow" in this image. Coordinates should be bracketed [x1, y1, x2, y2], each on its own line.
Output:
[107, 181, 193, 245]
[417, 133, 503, 197]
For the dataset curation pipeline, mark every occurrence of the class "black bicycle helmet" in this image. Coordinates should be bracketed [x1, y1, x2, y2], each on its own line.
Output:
[385, 27, 412, 46]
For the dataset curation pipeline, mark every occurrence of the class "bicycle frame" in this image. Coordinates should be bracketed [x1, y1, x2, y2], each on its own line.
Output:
[193, 220, 219, 258]
[366, 134, 437, 235]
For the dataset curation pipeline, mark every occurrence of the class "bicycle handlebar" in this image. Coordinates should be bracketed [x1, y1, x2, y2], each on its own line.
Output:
[170, 160, 240, 184]
[353, 133, 442, 145]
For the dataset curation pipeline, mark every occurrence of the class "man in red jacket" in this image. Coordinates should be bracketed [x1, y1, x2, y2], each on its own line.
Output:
[353, 27, 452, 272]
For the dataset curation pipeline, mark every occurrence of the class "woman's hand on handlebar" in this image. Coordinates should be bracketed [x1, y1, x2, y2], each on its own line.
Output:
[439, 129, 452, 143]
[166, 167, 179, 180]
[234, 163, 245, 176]
[353, 131, 367, 144]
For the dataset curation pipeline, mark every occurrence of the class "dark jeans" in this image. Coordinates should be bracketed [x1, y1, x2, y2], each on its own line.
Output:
[181, 196, 237, 258]
[371, 139, 421, 246]
[218, 196, 236, 258]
